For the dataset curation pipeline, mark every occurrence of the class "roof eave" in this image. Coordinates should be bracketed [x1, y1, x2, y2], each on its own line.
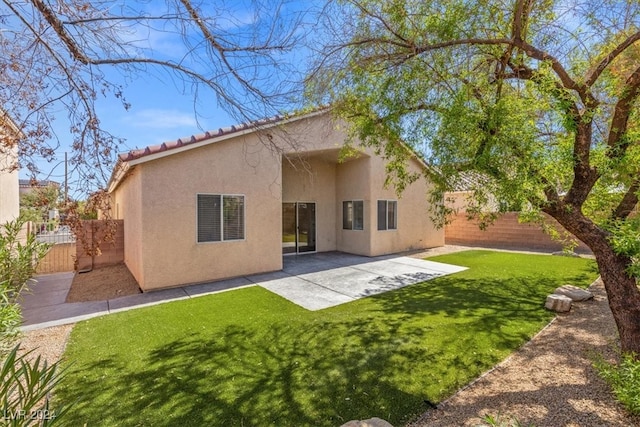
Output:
[120, 109, 329, 167]
[107, 159, 130, 194]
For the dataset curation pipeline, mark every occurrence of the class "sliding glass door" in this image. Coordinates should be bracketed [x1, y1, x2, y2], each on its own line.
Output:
[282, 202, 316, 254]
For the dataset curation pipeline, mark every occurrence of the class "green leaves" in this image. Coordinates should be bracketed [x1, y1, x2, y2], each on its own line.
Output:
[0, 219, 69, 425]
[0, 218, 50, 354]
[0, 219, 50, 300]
[310, 0, 640, 229]
[608, 217, 640, 278]
[594, 351, 640, 415]
[0, 346, 70, 427]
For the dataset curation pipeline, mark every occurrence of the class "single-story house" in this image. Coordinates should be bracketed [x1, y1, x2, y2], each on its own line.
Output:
[108, 110, 444, 291]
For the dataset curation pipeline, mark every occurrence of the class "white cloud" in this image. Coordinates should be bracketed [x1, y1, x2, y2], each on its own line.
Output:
[125, 109, 198, 129]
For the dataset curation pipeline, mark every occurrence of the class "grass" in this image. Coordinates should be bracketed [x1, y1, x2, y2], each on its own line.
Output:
[593, 351, 640, 415]
[56, 250, 596, 426]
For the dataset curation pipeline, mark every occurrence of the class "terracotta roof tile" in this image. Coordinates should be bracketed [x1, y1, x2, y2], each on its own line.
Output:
[117, 114, 286, 162]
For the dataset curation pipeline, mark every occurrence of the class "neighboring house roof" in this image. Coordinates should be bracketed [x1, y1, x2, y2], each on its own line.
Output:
[448, 171, 493, 192]
[19, 179, 60, 188]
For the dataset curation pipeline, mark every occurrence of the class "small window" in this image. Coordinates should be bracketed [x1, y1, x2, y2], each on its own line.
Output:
[343, 200, 364, 230]
[197, 194, 245, 242]
[377, 200, 397, 231]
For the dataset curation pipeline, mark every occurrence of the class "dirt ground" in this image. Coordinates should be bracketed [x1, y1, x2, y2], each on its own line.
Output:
[65, 263, 141, 302]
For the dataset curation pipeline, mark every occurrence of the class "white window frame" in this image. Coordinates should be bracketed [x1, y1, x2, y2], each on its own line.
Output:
[342, 200, 364, 231]
[377, 200, 398, 231]
[196, 193, 246, 243]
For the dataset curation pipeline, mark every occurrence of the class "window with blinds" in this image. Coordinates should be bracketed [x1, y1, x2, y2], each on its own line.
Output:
[377, 200, 397, 231]
[197, 194, 245, 242]
[343, 200, 364, 230]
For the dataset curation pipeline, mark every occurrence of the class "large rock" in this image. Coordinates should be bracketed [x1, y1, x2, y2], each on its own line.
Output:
[545, 293, 572, 312]
[341, 418, 394, 427]
[554, 285, 594, 302]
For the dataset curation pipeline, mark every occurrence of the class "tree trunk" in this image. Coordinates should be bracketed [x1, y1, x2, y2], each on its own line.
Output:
[550, 209, 640, 356]
[592, 246, 640, 355]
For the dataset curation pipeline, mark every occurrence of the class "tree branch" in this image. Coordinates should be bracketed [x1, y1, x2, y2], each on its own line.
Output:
[585, 30, 640, 86]
[30, 0, 91, 64]
[512, 0, 534, 42]
[607, 65, 640, 158]
[613, 180, 640, 220]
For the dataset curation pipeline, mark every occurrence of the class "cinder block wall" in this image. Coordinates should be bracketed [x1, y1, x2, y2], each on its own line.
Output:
[445, 212, 591, 253]
[75, 220, 124, 271]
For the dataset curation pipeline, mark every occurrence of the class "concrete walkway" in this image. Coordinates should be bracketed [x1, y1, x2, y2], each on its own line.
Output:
[20, 251, 466, 331]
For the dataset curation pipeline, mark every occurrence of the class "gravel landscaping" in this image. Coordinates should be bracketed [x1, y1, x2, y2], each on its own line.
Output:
[18, 324, 73, 365]
[409, 278, 639, 427]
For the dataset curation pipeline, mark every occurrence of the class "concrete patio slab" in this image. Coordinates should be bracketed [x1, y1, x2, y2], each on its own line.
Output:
[20, 250, 468, 329]
[20, 288, 69, 309]
[258, 253, 467, 310]
[298, 266, 383, 299]
[30, 272, 75, 290]
[246, 270, 292, 283]
[350, 259, 445, 278]
[283, 260, 346, 275]
[388, 257, 468, 274]
[22, 301, 109, 331]
[256, 275, 355, 311]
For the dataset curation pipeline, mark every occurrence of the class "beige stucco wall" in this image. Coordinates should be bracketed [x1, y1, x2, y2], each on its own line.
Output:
[0, 146, 19, 224]
[125, 132, 283, 291]
[279, 115, 443, 256]
[112, 111, 444, 291]
[112, 167, 145, 285]
[367, 153, 443, 255]
[335, 156, 372, 255]
[282, 156, 337, 252]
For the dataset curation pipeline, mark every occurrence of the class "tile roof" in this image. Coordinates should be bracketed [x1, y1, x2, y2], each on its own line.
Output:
[118, 114, 287, 162]
[19, 179, 59, 188]
[108, 109, 332, 193]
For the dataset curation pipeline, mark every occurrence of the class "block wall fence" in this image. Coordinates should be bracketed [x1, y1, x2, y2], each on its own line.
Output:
[444, 212, 592, 254]
[75, 219, 124, 271]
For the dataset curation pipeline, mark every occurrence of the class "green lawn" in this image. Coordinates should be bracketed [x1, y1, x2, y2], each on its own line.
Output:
[56, 251, 597, 426]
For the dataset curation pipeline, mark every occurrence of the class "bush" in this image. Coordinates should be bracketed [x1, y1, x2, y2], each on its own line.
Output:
[0, 218, 49, 353]
[594, 352, 640, 415]
[0, 217, 69, 425]
[1, 345, 69, 426]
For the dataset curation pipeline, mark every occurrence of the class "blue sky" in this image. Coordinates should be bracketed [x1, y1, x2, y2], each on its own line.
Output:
[26, 0, 318, 198]
[33, 79, 235, 200]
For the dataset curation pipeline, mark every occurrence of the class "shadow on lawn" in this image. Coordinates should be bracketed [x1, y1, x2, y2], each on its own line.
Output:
[61, 316, 444, 427]
[59, 268, 595, 426]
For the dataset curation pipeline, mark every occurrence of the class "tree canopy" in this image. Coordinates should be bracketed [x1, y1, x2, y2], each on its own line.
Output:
[308, 0, 640, 354]
[0, 0, 308, 192]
